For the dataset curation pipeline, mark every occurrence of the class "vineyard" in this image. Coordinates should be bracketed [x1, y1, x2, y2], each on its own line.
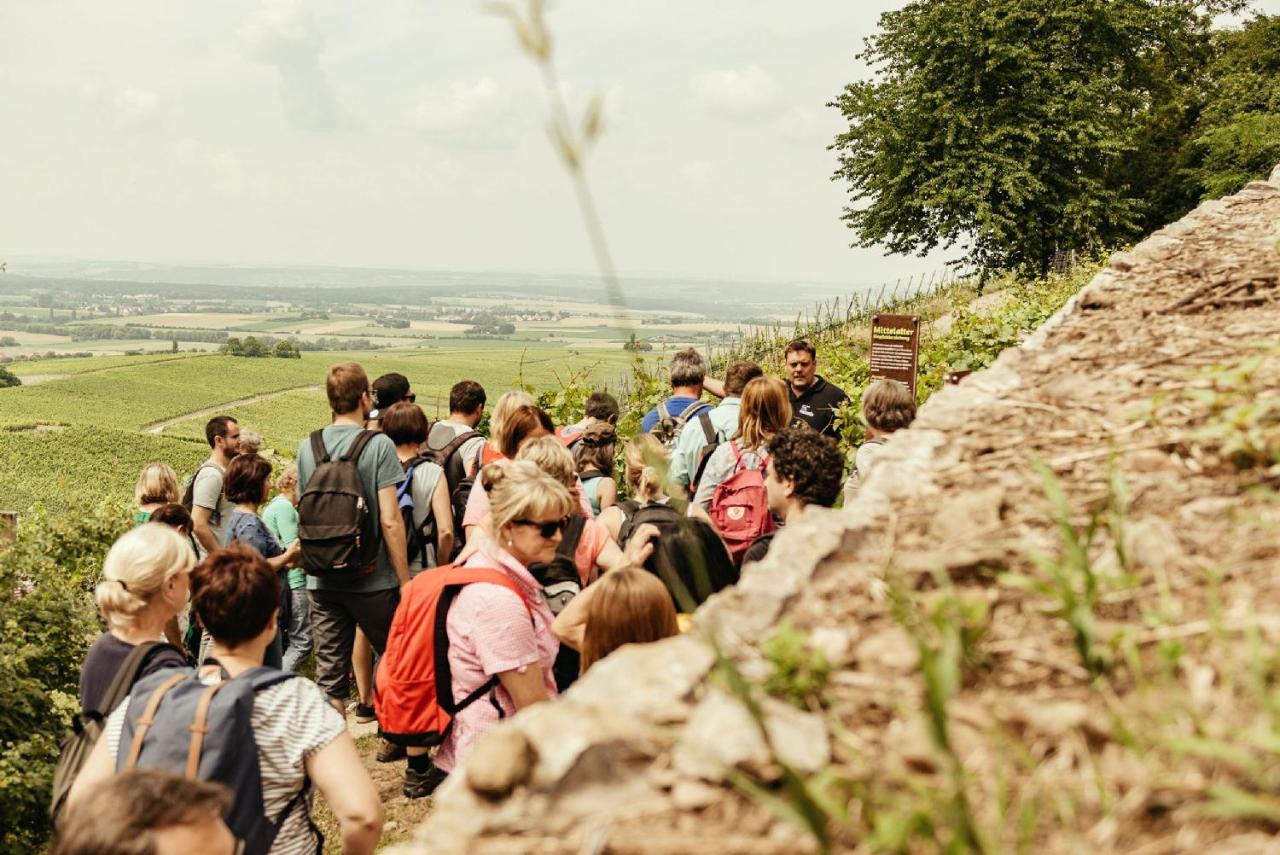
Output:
[0, 343, 632, 517]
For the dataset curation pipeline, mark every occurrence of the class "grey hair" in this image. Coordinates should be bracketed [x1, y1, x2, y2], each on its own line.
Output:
[668, 348, 706, 388]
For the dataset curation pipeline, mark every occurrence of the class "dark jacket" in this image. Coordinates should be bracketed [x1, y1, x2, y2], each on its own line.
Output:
[789, 376, 850, 438]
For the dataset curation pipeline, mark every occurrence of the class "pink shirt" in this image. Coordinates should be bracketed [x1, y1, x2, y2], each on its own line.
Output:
[432, 541, 559, 773]
[574, 518, 612, 586]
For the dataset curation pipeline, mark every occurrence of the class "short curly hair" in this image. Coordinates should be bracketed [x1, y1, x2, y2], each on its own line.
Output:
[767, 427, 843, 508]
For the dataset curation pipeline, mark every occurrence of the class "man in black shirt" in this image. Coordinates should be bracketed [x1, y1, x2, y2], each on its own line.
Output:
[784, 339, 849, 439]
[743, 427, 844, 565]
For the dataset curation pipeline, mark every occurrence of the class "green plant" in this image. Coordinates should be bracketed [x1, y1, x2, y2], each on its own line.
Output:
[0, 504, 127, 853]
[1002, 461, 1115, 676]
[762, 624, 833, 710]
[886, 572, 990, 853]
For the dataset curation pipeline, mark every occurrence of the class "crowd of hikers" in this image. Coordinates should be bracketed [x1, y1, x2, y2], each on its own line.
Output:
[49, 342, 917, 855]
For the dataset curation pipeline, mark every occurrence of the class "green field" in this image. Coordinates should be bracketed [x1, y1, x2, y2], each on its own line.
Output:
[0, 344, 632, 516]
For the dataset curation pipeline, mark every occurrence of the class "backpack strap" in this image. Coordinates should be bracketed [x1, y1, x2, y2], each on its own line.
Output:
[185, 680, 229, 778]
[578, 469, 607, 482]
[729, 440, 744, 468]
[92, 641, 166, 721]
[698, 410, 716, 444]
[656, 401, 671, 422]
[343, 429, 379, 463]
[558, 514, 586, 558]
[677, 399, 710, 421]
[125, 671, 188, 769]
[433, 569, 531, 717]
[438, 430, 482, 460]
[309, 430, 329, 465]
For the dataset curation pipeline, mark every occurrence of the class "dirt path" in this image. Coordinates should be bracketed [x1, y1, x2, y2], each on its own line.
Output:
[143, 385, 320, 434]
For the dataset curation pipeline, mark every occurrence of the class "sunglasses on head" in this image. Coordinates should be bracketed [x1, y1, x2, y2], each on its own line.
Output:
[512, 517, 568, 539]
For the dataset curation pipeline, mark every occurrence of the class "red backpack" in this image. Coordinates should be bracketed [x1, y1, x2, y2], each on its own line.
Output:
[709, 441, 776, 566]
[375, 565, 530, 747]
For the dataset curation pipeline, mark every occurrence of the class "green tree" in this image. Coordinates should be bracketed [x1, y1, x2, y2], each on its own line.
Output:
[241, 336, 267, 358]
[830, 0, 1243, 275]
[170, 337, 179, 353]
[221, 336, 244, 356]
[0, 366, 19, 387]
[271, 339, 301, 359]
[1181, 15, 1280, 200]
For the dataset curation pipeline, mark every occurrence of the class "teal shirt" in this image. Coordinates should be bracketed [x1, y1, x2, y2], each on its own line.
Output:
[262, 495, 303, 589]
[296, 424, 405, 593]
[670, 397, 742, 488]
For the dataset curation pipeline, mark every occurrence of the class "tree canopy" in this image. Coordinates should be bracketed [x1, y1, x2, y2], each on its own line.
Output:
[830, 0, 1262, 275]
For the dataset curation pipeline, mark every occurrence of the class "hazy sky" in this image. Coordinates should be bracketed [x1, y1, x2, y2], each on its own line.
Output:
[2, 1, 1275, 285]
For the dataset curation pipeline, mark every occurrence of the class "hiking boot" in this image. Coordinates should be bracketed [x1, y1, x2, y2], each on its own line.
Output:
[350, 702, 376, 724]
[403, 763, 448, 799]
[376, 739, 406, 763]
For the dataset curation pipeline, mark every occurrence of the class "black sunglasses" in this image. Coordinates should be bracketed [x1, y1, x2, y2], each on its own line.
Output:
[512, 517, 568, 539]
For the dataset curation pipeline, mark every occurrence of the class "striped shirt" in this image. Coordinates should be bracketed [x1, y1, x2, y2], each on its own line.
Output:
[106, 674, 345, 854]
[432, 541, 559, 773]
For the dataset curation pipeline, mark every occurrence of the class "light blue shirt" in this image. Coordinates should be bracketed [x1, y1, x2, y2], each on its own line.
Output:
[671, 397, 741, 489]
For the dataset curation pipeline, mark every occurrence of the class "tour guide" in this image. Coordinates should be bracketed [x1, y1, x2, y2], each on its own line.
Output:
[783, 339, 850, 439]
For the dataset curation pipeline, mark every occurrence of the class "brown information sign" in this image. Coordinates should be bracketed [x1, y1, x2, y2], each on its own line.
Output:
[869, 313, 921, 397]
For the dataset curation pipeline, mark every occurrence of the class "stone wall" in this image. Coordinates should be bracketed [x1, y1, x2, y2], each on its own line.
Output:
[397, 166, 1280, 854]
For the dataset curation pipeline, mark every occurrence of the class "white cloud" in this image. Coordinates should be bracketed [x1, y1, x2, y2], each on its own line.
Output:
[689, 65, 786, 120]
[81, 84, 159, 128]
[238, 0, 344, 132]
[406, 77, 501, 132]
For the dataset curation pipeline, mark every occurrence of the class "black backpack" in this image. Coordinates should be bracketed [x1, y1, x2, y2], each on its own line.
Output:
[527, 514, 586, 616]
[397, 455, 438, 567]
[617, 500, 684, 550]
[424, 426, 485, 561]
[181, 461, 224, 527]
[688, 411, 723, 497]
[297, 429, 380, 576]
[527, 515, 587, 692]
[117, 663, 311, 855]
[49, 642, 179, 823]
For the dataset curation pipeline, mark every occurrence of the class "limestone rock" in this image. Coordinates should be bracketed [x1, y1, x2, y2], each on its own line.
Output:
[674, 688, 830, 781]
[466, 728, 538, 800]
[567, 633, 713, 724]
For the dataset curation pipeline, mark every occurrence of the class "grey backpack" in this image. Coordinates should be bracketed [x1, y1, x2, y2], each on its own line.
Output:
[297, 429, 381, 576]
[118, 663, 310, 855]
[652, 399, 711, 450]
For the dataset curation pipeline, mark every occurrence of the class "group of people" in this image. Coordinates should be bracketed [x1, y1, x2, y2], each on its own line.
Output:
[53, 341, 917, 855]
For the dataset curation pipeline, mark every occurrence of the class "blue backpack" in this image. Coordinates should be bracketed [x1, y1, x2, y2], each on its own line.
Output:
[397, 455, 439, 567]
[117, 662, 313, 855]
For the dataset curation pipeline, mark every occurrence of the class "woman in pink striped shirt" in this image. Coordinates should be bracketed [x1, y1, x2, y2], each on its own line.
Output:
[405, 460, 574, 799]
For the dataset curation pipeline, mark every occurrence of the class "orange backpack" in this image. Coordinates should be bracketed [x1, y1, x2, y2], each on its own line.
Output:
[709, 442, 776, 566]
[375, 565, 530, 746]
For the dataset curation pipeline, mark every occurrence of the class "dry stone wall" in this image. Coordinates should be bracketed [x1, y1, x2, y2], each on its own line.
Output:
[398, 166, 1280, 854]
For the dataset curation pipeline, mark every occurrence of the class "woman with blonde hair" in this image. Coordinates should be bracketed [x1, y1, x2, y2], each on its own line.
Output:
[515, 436, 624, 584]
[484, 390, 537, 464]
[553, 563, 678, 673]
[133, 463, 180, 525]
[403, 461, 574, 799]
[598, 433, 673, 544]
[78, 525, 192, 718]
[462, 401, 576, 546]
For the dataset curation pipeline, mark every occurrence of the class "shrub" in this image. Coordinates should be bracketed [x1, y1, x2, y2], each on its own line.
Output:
[0, 367, 19, 388]
[0, 504, 126, 853]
